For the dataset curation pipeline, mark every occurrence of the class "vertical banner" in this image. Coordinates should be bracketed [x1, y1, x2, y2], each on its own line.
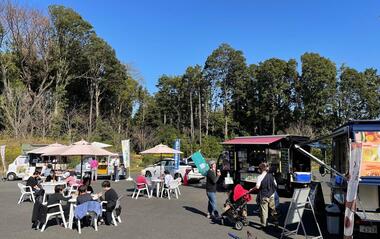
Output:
[174, 139, 180, 170]
[122, 139, 130, 168]
[0, 145, 6, 174]
[344, 142, 362, 239]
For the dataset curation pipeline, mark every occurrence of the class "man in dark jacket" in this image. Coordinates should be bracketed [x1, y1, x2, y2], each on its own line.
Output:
[100, 180, 119, 225]
[76, 185, 93, 205]
[47, 185, 71, 219]
[254, 162, 278, 229]
[206, 160, 221, 219]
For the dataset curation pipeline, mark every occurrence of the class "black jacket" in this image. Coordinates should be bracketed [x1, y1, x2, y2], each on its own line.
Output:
[259, 173, 276, 199]
[206, 170, 219, 192]
[101, 188, 118, 211]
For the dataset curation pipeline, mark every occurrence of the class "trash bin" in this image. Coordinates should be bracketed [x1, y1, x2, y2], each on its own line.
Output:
[325, 204, 341, 235]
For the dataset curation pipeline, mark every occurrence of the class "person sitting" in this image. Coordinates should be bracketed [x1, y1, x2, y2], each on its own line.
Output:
[45, 170, 57, 182]
[82, 177, 94, 194]
[136, 170, 149, 188]
[164, 170, 174, 188]
[99, 180, 119, 225]
[76, 185, 93, 205]
[26, 171, 44, 197]
[64, 171, 78, 186]
[43, 164, 53, 177]
[47, 185, 71, 219]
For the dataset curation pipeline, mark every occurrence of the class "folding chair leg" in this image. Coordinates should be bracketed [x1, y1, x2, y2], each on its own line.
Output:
[78, 219, 81, 234]
[112, 214, 117, 226]
[168, 189, 171, 200]
[117, 215, 122, 223]
[177, 187, 181, 195]
[18, 194, 24, 204]
[135, 190, 140, 199]
[41, 215, 51, 232]
[175, 189, 178, 199]
[93, 217, 98, 231]
[31, 193, 35, 203]
[132, 189, 136, 198]
[61, 212, 67, 228]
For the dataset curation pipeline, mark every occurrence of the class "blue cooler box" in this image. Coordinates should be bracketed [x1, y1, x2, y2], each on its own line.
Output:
[294, 172, 311, 183]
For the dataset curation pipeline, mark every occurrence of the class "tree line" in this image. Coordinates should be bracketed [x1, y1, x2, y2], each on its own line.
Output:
[1, 2, 379, 158]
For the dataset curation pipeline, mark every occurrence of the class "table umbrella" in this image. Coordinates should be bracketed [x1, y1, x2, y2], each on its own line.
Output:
[43, 140, 116, 178]
[140, 144, 183, 177]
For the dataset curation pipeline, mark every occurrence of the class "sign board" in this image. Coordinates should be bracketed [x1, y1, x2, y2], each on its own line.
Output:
[191, 151, 209, 176]
[354, 132, 380, 177]
[1, 145, 6, 174]
[173, 139, 180, 170]
[286, 187, 310, 224]
[122, 139, 130, 168]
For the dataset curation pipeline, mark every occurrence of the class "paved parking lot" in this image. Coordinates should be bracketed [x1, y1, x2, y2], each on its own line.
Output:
[0, 176, 332, 239]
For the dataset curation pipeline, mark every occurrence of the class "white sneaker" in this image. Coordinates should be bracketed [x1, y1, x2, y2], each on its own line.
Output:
[115, 180, 119, 182]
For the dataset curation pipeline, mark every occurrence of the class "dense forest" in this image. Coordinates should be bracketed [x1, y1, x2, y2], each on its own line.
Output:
[1, 2, 379, 159]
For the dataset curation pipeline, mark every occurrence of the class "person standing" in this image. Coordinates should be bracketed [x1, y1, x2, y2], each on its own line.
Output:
[90, 158, 98, 182]
[206, 160, 221, 219]
[113, 157, 120, 182]
[254, 162, 278, 230]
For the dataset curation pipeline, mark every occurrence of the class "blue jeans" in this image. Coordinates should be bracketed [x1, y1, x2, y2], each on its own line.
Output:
[206, 192, 219, 217]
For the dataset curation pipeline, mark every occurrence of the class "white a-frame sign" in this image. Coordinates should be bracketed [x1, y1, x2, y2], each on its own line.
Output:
[281, 187, 323, 239]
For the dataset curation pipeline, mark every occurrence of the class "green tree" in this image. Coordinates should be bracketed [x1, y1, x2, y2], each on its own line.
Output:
[203, 43, 248, 139]
[255, 58, 296, 134]
[300, 53, 337, 132]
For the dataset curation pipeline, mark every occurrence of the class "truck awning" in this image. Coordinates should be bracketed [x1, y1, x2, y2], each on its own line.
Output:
[222, 136, 285, 145]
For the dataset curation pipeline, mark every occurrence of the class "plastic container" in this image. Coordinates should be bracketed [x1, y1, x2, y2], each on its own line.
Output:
[293, 172, 311, 183]
[325, 204, 341, 235]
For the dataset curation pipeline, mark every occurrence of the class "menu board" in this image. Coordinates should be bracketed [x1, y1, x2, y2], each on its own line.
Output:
[354, 132, 380, 177]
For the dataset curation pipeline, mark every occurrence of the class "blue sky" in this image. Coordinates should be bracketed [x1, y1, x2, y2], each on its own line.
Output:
[20, 0, 380, 93]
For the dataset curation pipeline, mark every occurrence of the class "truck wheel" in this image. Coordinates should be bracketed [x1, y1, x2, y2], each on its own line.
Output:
[174, 173, 183, 182]
[7, 173, 16, 181]
[145, 171, 152, 178]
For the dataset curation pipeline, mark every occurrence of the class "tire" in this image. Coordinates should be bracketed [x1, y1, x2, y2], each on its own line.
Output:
[7, 173, 16, 181]
[174, 173, 183, 182]
[235, 221, 243, 230]
[145, 171, 152, 178]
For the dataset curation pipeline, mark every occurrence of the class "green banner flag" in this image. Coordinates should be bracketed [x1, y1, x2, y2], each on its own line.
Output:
[191, 151, 209, 176]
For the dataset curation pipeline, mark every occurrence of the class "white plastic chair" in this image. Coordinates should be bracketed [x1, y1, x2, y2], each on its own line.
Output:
[132, 181, 151, 199]
[100, 196, 122, 226]
[40, 203, 67, 232]
[17, 183, 35, 204]
[74, 204, 99, 234]
[161, 180, 179, 200]
[65, 184, 79, 196]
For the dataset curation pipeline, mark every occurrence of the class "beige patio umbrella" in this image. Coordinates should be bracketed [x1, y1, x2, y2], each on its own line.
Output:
[140, 144, 183, 155]
[44, 140, 116, 178]
[29, 143, 68, 170]
[28, 143, 67, 155]
[140, 144, 183, 176]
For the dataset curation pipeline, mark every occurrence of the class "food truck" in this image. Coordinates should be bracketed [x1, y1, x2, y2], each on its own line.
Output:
[5, 144, 56, 181]
[295, 120, 380, 236]
[219, 135, 311, 193]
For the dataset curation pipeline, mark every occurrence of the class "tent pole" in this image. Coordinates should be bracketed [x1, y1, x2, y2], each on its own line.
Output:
[80, 155, 83, 179]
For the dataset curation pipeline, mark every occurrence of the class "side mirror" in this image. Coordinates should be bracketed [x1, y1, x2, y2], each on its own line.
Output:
[319, 165, 326, 175]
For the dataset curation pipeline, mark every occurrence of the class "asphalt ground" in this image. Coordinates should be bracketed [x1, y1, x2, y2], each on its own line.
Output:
[0, 173, 334, 239]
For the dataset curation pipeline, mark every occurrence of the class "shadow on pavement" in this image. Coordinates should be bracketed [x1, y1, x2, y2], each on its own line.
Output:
[183, 206, 207, 217]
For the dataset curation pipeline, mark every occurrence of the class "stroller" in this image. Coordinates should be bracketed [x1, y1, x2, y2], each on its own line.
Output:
[221, 184, 253, 230]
